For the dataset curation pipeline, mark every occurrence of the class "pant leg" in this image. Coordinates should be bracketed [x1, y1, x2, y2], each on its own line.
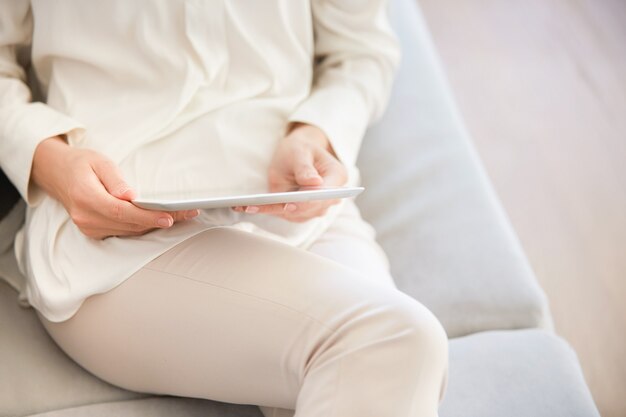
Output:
[40, 226, 448, 417]
[309, 200, 449, 407]
[260, 200, 400, 417]
[307, 199, 395, 287]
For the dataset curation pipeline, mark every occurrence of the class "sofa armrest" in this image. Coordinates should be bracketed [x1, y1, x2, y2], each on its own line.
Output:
[356, 0, 553, 337]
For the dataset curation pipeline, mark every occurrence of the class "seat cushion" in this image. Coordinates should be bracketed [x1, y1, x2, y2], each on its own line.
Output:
[24, 330, 599, 417]
[355, 0, 552, 337]
[440, 329, 600, 417]
[0, 281, 144, 417]
[26, 398, 263, 417]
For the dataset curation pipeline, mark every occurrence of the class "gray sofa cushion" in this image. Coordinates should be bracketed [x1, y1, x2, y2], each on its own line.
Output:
[440, 329, 600, 417]
[0, 281, 144, 417]
[23, 330, 599, 417]
[27, 398, 263, 417]
[0, 200, 26, 296]
[355, 0, 552, 337]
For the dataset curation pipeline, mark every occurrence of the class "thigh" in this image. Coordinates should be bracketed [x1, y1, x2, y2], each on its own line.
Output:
[40, 226, 417, 410]
[307, 199, 395, 288]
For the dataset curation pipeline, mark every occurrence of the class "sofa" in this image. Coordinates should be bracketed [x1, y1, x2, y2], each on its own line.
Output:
[0, 0, 601, 416]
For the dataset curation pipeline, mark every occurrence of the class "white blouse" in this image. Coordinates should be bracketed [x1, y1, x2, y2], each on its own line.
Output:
[0, 0, 400, 322]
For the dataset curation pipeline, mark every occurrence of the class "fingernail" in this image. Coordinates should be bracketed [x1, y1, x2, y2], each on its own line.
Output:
[185, 210, 199, 219]
[285, 203, 297, 212]
[245, 206, 259, 214]
[158, 217, 173, 228]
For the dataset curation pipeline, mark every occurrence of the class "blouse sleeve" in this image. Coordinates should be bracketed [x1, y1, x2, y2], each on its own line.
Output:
[288, 0, 401, 168]
[0, 0, 84, 206]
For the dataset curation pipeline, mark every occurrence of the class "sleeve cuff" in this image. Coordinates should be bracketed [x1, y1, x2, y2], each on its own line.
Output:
[0, 102, 85, 206]
[288, 84, 370, 170]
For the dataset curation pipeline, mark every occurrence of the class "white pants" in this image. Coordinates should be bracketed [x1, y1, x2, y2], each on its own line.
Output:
[40, 200, 449, 417]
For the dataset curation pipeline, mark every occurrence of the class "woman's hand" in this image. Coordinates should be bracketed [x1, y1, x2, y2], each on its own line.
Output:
[232, 122, 348, 222]
[31, 136, 198, 240]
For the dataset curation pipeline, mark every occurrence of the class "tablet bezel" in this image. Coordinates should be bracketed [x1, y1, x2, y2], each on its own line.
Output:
[132, 186, 364, 211]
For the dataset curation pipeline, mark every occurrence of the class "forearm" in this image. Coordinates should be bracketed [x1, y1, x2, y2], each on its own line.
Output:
[0, 3, 85, 205]
[30, 136, 72, 205]
[288, 0, 400, 169]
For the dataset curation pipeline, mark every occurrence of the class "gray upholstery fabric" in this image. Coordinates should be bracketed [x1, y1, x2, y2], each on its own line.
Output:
[0, 200, 26, 295]
[0, 281, 145, 417]
[0, 0, 597, 416]
[27, 398, 263, 417]
[356, 0, 552, 337]
[24, 330, 600, 417]
[440, 330, 600, 417]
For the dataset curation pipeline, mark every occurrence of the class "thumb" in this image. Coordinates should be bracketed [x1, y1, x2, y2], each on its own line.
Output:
[317, 152, 348, 187]
[92, 158, 136, 201]
[293, 152, 323, 186]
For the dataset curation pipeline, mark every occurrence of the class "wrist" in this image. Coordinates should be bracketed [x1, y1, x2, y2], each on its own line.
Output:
[31, 136, 72, 199]
[286, 122, 337, 158]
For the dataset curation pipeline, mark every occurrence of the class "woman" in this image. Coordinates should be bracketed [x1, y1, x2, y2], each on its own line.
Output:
[0, 1, 448, 416]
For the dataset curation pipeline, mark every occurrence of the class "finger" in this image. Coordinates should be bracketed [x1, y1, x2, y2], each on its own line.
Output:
[82, 225, 156, 240]
[102, 197, 175, 229]
[91, 158, 136, 200]
[95, 210, 197, 233]
[232, 206, 259, 213]
[231, 205, 259, 213]
[276, 198, 340, 221]
[169, 209, 200, 222]
[284, 203, 331, 221]
[293, 150, 323, 186]
[315, 151, 348, 187]
[81, 211, 162, 235]
[236, 203, 300, 215]
[240, 196, 339, 218]
[267, 202, 325, 220]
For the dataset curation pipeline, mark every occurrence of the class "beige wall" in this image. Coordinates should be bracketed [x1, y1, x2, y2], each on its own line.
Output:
[417, 1, 626, 416]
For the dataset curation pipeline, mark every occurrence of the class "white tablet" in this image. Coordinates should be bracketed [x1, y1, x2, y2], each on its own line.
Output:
[132, 186, 364, 211]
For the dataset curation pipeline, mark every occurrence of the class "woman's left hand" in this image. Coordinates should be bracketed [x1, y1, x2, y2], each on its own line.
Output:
[232, 122, 348, 222]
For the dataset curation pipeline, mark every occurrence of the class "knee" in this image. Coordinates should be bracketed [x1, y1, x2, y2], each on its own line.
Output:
[336, 289, 448, 364]
[384, 296, 449, 402]
[389, 296, 449, 362]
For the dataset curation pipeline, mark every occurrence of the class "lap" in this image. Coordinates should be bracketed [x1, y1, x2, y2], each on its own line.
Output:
[306, 199, 395, 288]
[40, 200, 407, 408]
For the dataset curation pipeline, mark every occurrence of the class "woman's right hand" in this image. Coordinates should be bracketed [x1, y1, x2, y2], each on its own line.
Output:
[31, 136, 198, 240]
